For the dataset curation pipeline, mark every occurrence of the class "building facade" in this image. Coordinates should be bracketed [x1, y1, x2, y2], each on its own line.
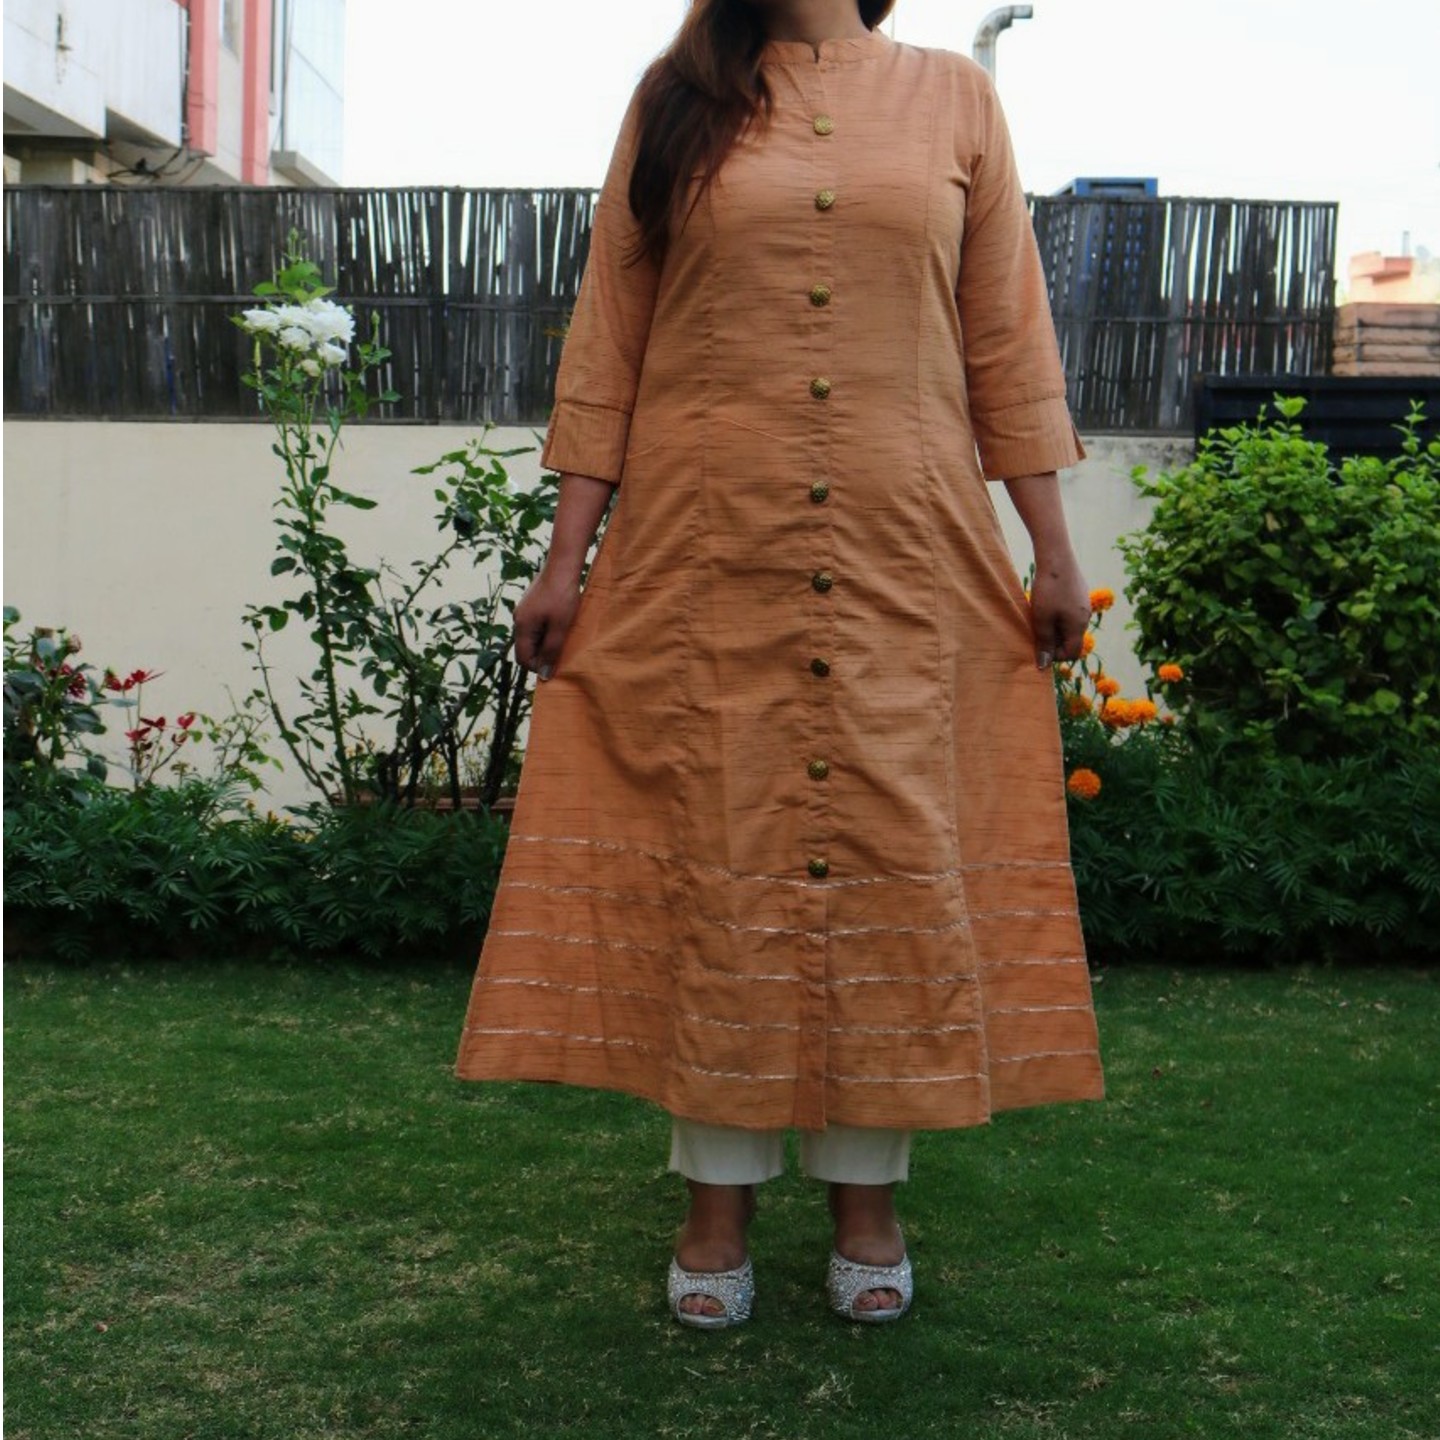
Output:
[3, 0, 344, 186]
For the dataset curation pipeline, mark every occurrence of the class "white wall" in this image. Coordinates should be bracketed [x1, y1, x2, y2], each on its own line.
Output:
[213, 25, 246, 181]
[2, 421, 1187, 810]
[276, 0, 345, 183]
[3, 0, 185, 147]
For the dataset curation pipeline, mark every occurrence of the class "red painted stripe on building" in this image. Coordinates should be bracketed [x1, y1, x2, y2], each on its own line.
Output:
[180, 0, 219, 157]
[241, 0, 274, 185]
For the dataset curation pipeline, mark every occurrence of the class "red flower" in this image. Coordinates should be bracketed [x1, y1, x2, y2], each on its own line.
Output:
[105, 667, 161, 694]
[139, 716, 165, 729]
[57, 664, 88, 697]
[177, 713, 197, 730]
[124, 727, 151, 742]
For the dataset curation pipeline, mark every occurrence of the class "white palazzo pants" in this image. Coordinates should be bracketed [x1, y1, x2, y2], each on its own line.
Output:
[669, 1119, 910, 1185]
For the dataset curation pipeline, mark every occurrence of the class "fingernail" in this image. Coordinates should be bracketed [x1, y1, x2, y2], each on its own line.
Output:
[1037, 652, 1053, 669]
[538, 665, 553, 681]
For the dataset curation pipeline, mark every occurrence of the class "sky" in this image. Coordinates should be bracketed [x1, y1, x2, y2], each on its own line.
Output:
[343, 0, 1440, 277]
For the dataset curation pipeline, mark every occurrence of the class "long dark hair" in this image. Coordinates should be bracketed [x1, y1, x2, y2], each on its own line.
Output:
[628, 0, 896, 266]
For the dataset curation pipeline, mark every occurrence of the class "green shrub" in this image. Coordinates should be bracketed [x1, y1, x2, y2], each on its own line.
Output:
[1064, 725, 1440, 965]
[3, 782, 509, 964]
[237, 243, 552, 811]
[1052, 589, 1439, 965]
[1119, 399, 1440, 758]
[3, 608, 112, 800]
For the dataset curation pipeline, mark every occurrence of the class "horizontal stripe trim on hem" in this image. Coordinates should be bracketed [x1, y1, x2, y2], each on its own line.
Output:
[990, 1049, 1100, 1063]
[473, 977, 985, 1037]
[460, 1026, 1100, 1077]
[510, 833, 1073, 888]
[986, 1003, 1095, 1014]
[500, 885, 974, 938]
[480, 941, 1088, 989]
[484, 930, 985, 986]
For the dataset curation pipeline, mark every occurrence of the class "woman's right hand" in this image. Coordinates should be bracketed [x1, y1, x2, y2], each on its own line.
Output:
[513, 471, 616, 680]
[513, 571, 582, 681]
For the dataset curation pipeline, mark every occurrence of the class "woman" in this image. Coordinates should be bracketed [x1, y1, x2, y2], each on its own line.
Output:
[455, 0, 1105, 1327]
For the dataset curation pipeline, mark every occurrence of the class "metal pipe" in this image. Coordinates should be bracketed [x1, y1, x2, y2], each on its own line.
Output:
[972, 5, 1034, 79]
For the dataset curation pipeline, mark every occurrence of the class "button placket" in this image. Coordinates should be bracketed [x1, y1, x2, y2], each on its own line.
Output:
[800, 70, 839, 926]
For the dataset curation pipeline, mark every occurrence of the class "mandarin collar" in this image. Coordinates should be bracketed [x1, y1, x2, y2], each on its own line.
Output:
[759, 30, 892, 66]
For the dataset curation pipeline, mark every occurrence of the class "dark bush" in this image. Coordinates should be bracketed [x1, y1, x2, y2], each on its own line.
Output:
[1064, 723, 1440, 965]
[3, 782, 509, 964]
[1120, 399, 1440, 759]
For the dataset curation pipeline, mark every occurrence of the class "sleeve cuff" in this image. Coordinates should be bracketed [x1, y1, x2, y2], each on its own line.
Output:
[540, 398, 633, 483]
[974, 396, 1087, 480]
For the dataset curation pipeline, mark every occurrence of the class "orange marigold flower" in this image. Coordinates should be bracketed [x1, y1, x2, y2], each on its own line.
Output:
[1081, 632, 1096, 656]
[1055, 663, 1073, 679]
[1067, 768, 1102, 800]
[1095, 675, 1121, 698]
[1100, 699, 1134, 727]
[1065, 694, 1093, 717]
[1131, 699, 1158, 723]
[1157, 663, 1185, 683]
[1089, 588, 1115, 612]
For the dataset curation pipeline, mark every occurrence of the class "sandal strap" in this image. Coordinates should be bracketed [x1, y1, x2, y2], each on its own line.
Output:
[827, 1250, 914, 1319]
[668, 1256, 755, 1324]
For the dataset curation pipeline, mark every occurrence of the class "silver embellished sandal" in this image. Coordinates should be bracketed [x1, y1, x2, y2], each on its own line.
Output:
[667, 1255, 755, 1330]
[826, 1249, 914, 1323]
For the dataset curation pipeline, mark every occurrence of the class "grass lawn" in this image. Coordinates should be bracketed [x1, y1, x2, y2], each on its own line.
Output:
[4, 958, 1436, 1439]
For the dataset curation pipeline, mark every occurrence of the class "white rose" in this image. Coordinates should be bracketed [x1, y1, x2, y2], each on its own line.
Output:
[278, 326, 311, 351]
[317, 341, 349, 368]
[299, 358, 322, 378]
[240, 308, 282, 334]
[304, 298, 356, 345]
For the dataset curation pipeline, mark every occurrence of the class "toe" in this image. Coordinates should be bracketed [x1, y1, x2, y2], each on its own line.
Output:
[853, 1286, 901, 1313]
[679, 1292, 724, 1318]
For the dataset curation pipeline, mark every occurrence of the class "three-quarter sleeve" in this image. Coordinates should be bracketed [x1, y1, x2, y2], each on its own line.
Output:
[540, 90, 661, 484]
[956, 65, 1085, 481]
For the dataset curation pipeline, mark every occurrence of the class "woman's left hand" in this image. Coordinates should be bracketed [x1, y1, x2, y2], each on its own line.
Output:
[1027, 549, 1090, 669]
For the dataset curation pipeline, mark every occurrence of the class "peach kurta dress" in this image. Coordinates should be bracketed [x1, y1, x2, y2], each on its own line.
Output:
[454, 33, 1105, 1132]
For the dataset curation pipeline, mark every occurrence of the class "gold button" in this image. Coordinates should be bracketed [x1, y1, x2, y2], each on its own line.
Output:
[807, 759, 830, 781]
[813, 115, 834, 136]
[809, 284, 832, 307]
[809, 377, 831, 399]
[808, 857, 830, 879]
[810, 657, 831, 677]
[815, 189, 837, 211]
[809, 481, 829, 503]
[812, 570, 834, 593]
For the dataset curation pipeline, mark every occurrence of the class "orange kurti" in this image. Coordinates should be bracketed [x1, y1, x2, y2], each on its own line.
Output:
[455, 32, 1105, 1131]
